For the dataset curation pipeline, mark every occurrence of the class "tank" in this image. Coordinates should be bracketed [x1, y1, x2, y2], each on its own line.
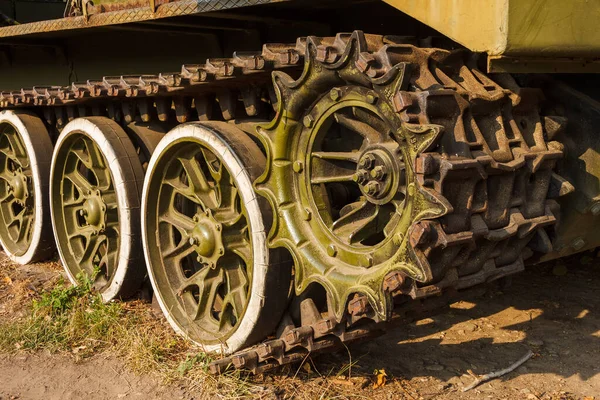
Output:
[0, 0, 598, 373]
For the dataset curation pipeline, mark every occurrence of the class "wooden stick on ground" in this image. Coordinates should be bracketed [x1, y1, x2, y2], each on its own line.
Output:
[462, 350, 534, 392]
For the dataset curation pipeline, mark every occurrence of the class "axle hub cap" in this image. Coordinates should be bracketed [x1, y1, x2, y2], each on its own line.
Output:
[189, 209, 224, 266]
[9, 171, 27, 201]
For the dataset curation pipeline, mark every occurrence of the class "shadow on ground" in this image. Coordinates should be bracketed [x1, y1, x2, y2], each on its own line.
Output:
[302, 253, 600, 398]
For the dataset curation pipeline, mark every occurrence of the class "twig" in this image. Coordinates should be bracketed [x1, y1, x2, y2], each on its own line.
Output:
[462, 350, 533, 392]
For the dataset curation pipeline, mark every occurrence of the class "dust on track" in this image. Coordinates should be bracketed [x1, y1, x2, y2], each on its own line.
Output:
[0, 252, 598, 400]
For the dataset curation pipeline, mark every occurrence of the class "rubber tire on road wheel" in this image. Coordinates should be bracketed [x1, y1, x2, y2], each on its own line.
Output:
[0, 110, 54, 264]
[142, 121, 292, 354]
[50, 117, 146, 301]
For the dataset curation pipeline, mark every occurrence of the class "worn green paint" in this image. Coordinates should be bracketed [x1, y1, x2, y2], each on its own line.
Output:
[0, 122, 34, 256]
[255, 35, 450, 322]
[51, 133, 119, 290]
[144, 139, 252, 343]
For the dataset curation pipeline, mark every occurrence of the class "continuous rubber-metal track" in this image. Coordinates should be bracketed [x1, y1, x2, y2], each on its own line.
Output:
[0, 31, 570, 374]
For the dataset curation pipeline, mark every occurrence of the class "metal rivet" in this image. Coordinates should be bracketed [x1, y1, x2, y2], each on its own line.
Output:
[327, 244, 337, 257]
[303, 115, 314, 128]
[366, 92, 377, 104]
[189, 237, 198, 246]
[293, 161, 304, 173]
[571, 237, 585, 251]
[407, 183, 415, 196]
[302, 208, 312, 221]
[330, 88, 342, 101]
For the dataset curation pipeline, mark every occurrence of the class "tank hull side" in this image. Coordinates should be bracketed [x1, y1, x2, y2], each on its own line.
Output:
[384, 0, 600, 72]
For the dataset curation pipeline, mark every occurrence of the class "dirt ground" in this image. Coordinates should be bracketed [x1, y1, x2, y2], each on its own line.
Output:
[0, 252, 598, 400]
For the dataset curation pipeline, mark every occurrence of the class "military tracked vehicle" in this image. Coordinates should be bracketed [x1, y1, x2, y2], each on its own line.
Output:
[0, 0, 598, 373]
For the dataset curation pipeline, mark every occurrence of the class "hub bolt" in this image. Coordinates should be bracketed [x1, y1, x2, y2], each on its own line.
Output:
[189, 236, 199, 246]
[330, 88, 342, 101]
[370, 165, 387, 180]
[359, 154, 375, 169]
[365, 181, 380, 196]
[352, 169, 369, 184]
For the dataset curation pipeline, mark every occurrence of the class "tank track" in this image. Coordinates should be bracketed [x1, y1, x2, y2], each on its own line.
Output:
[0, 31, 570, 374]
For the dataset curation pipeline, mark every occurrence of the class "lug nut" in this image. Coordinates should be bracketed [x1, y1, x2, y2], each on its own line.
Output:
[330, 88, 342, 101]
[364, 181, 380, 196]
[359, 154, 375, 169]
[79, 209, 87, 217]
[370, 165, 387, 180]
[352, 169, 369, 184]
[189, 237, 198, 246]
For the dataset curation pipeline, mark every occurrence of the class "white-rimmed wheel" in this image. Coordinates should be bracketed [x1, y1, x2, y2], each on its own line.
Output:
[142, 121, 291, 354]
[50, 117, 146, 301]
[0, 110, 54, 264]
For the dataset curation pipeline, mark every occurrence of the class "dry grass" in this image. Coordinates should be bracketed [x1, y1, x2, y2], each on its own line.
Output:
[0, 257, 372, 399]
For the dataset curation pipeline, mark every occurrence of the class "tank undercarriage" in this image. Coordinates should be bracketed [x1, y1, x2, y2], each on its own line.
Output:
[0, 30, 587, 374]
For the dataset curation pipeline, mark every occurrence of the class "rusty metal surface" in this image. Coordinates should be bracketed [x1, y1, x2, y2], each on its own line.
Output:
[0, 40, 304, 112]
[0, 0, 289, 38]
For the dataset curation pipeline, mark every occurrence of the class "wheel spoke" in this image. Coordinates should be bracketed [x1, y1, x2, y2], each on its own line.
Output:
[179, 156, 218, 208]
[16, 212, 32, 243]
[64, 170, 94, 195]
[312, 151, 360, 163]
[163, 237, 195, 262]
[200, 147, 223, 183]
[192, 268, 225, 321]
[159, 210, 195, 233]
[4, 130, 28, 166]
[310, 156, 356, 184]
[332, 201, 379, 244]
[334, 111, 382, 145]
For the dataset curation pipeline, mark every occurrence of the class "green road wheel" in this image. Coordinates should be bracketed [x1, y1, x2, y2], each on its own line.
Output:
[50, 117, 146, 300]
[0, 110, 54, 264]
[142, 121, 291, 353]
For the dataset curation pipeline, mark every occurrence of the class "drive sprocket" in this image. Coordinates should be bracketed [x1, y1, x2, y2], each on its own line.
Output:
[255, 32, 451, 321]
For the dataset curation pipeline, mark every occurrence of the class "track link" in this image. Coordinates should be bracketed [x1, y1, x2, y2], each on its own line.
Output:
[0, 31, 571, 374]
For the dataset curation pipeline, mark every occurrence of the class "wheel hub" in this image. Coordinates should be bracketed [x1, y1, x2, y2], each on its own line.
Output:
[9, 169, 28, 202]
[354, 147, 399, 203]
[189, 208, 224, 268]
[80, 189, 106, 229]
